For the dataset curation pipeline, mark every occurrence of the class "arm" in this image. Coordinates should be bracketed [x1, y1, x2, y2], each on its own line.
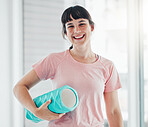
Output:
[104, 91, 124, 127]
[13, 69, 65, 121]
[13, 69, 40, 113]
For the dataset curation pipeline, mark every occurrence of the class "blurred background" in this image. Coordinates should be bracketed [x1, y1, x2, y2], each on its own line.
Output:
[0, 0, 148, 127]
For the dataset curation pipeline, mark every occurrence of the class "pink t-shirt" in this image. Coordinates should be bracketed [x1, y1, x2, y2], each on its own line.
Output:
[32, 50, 121, 127]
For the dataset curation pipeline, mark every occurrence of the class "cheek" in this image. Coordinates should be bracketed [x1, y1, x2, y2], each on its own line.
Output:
[66, 29, 73, 35]
[66, 32, 73, 40]
[81, 26, 90, 32]
[80, 26, 86, 31]
[66, 32, 71, 38]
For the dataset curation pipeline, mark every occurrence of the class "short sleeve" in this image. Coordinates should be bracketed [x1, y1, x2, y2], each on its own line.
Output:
[104, 63, 122, 92]
[32, 54, 56, 80]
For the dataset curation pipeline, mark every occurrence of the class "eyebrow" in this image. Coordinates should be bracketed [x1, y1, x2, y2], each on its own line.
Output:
[66, 20, 86, 26]
[78, 20, 86, 23]
[67, 23, 73, 26]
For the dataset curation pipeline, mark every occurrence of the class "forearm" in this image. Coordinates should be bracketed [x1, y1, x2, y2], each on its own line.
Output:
[107, 110, 124, 127]
[13, 85, 37, 113]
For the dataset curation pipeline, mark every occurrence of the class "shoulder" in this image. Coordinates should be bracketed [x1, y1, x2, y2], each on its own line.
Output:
[97, 56, 118, 80]
[45, 50, 68, 65]
[99, 56, 114, 70]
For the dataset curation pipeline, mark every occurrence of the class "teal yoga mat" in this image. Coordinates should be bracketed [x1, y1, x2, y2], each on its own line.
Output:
[25, 85, 79, 123]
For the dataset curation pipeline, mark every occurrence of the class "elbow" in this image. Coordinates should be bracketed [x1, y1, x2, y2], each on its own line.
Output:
[107, 108, 122, 119]
[13, 83, 29, 96]
[107, 109, 123, 127]
[13, 84, 27, 97]
[13, 85, 19, 97]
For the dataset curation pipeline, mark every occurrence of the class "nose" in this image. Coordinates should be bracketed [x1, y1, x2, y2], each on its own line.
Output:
[74, 25, 81, 33]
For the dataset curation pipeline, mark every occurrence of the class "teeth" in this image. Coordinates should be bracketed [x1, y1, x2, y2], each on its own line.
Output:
[74, 34, 84, 39]
[75, 35, 83, 39]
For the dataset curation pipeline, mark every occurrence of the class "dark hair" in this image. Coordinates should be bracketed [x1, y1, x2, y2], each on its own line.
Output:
[61, 5, 95, 49]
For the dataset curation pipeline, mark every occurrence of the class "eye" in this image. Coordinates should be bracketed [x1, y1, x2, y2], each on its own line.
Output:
[79, 23, 85, 26]
[68, 25, 74, 28]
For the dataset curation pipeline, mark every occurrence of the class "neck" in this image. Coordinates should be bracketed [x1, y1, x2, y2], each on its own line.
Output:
[70, 44, 94, 59]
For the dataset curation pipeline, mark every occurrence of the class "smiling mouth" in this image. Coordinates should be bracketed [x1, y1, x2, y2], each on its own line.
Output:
[73, 34, 85, 40]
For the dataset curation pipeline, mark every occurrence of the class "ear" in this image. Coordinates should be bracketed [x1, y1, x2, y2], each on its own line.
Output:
[91, 25, 94, 32]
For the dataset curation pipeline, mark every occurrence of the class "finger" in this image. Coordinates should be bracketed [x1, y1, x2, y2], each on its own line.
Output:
[59, 113, 65, 118]
[49, 111, 65, 118]
[41, 100, 51, 108]
[52, 114, 65, 120]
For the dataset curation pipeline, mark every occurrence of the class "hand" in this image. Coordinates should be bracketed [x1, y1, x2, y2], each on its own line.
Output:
[33, 99, 65, 121]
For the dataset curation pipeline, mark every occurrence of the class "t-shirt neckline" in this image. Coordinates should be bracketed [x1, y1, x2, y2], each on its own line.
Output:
[67, 49, 100, 66]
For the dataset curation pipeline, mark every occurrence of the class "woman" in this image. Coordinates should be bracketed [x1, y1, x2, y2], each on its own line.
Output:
[13, 5, 124, 127]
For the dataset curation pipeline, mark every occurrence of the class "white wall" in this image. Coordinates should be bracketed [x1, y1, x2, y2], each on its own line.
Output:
[0, 0, 12, 127]
[0, 0, 27, 127]
[0, 0, 24, 127]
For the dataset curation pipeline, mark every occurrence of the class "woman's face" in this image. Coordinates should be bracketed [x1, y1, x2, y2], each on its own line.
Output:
[65, 16, 94, 48]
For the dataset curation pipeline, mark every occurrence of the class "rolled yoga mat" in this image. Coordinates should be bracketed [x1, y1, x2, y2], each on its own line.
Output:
[25, 85, 79, 123]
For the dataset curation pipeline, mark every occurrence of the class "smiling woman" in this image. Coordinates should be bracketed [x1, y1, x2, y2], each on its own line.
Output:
[61, 5, 94, 50]
[66, 19, 87, 40]
[65, 18, 93, 46]
[13, 5, 123, 127]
